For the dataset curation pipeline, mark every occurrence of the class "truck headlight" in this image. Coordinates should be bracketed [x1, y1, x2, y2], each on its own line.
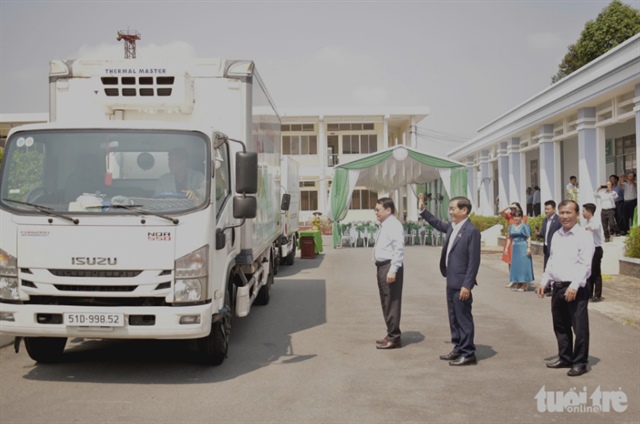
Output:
[0, 249, 18, 276]
[0, 249, 19, 300]
[0, 277, 19, 300]
[174, 246, 208, 303]
[174, 278, 204, 302]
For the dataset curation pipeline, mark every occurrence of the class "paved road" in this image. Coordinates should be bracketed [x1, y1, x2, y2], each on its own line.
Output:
[1, 237, 638, 423]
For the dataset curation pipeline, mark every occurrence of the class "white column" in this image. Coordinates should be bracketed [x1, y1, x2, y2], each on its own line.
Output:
[577, 107, 598, 205]
[410, 116, 417, 148]
[508, 137, 523, 205]
[383, 115, 389, 150]
[318, 116, 327, 213]
[479, 150, 494, 215]
[498, 141, 509, 209]
[466, 155, 476, 210]
[538, 124, 557, 204]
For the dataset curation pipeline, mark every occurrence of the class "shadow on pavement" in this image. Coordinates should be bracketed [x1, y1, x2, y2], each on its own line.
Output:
[20, 277, 327, 384]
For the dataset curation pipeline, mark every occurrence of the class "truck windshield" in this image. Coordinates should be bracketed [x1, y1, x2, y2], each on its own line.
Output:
[0, 129, 210, 215]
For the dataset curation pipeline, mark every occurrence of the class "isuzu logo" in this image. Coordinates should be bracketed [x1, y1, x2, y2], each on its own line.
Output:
[71, 257, 118, 266]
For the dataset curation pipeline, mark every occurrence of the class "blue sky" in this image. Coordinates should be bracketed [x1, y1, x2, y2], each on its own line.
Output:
[1, 0, 636, 140]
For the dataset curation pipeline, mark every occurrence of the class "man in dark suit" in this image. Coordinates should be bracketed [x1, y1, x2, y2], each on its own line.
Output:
[536, 200, 562, 270]
[418, 195, 481, 366]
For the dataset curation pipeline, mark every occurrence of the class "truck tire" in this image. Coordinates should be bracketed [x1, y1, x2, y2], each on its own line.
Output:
[24, 337, 67, 363]
[273, 245, 280, 276]
[284, 237, 296, 266]
[196, 288, 232, 365]
[254, 267, 273, 306]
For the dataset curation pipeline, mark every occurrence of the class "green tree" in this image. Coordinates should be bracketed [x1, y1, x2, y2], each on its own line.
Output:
[552, 0, 640, 83]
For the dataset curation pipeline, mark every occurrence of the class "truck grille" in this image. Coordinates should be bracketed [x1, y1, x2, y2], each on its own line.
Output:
[26, 296, 168, 307]
[49, 269, 142, 278]
[101, 76, 174, 97]
[54, 284, 137, 292]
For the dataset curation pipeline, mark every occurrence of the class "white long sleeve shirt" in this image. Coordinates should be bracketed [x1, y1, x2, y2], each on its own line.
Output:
[540, 224, 595, 291]
[373, 214, 405, 273]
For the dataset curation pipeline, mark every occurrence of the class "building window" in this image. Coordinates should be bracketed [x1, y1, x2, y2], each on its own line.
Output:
[301, 190, 318, 211]
[342, 134, 378, 154]
[351, 189, 378, 210]
[327, 122, 375, 132]
[615, 135, 636, 174]
[283, 135, 318, 155]
[281, 124, 314, 132]
[300, 181, 316, 187]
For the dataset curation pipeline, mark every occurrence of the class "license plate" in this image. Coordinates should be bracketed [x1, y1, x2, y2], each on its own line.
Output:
[64, 312, 125, 327]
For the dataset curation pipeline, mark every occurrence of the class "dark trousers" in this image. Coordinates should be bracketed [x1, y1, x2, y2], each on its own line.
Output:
[376, 264, 403, 343]
[623, 199, 637, 232]
[533, 203, 541, 216]
[446, 287, 475, 356]
[588, 246, 603, 298]
[601, 209, 618, 240]
[551, 285, 590, 365]
[615, 201, 625, 233]
[526, 203, 533, 217]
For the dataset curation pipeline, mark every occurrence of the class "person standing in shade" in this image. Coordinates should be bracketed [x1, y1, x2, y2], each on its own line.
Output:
[582, 203, 604, 302]
[610, 174, 624, 236]
[419, 194, 481, 366]
[619, 171, 637, 235]
[536, 200, 594, 377]
[536, 200, 562, 270]
[373, 197, 405, 350]
[532, 186, 541, 216]
[508, 209, 534, 292]
[526, 187, 533, 217]
[595, 182, 619, 242]
[566, 176, 579, 202]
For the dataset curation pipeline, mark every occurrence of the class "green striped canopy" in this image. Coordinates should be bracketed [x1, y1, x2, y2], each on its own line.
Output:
[328, 145, 467, 247]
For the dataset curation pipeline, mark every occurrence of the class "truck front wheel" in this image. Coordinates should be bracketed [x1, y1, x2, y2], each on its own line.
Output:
[24, 337, 67, 363]
[196, 288, 232, 365]
[284, 237, 296, 266]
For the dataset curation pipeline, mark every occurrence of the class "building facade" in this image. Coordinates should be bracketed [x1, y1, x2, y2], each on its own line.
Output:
[449, 34, 640, 216]
[279, 107, 428, 223]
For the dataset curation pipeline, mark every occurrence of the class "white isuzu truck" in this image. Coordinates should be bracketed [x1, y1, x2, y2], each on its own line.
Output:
[0, 58, 293, 365]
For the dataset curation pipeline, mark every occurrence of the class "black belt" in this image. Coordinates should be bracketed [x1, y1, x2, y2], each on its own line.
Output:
[375, 260, 391, 267]
[552, 281, 572, 289]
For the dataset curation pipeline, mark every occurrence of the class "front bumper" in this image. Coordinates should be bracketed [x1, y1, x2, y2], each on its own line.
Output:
[0, 303, 213, 339]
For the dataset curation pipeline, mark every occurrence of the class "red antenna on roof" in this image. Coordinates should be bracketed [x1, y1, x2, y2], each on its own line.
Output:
[116, 29, 141, 59]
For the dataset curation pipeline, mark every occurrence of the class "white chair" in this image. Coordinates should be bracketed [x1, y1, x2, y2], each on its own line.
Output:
[349, 227, 358, 247]
[340, 227, 352, 248]
[418, 227, 427, 245]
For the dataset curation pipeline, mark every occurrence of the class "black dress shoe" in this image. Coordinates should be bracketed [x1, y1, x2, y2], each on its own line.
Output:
[546, 360, 572, 369]
[590, 296, 603, 303]
[376, 340, 401, 349]
[449, 354, 477, 366]
[439, 351, 461, 361]
[567, 365, 588, 377]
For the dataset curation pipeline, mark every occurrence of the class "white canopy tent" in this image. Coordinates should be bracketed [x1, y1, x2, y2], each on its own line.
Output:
[327, 145, 467, 248]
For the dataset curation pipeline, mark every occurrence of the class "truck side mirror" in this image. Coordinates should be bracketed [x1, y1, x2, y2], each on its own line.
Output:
[215, 229, 226, 250]
[235, 152, 258, 194]
[281, 193, 291, 211]
[233, 196, 257, 219]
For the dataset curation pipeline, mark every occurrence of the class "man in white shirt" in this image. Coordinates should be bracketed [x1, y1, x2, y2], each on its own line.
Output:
[536, 200, 595, 377]
[566, 176, 579, 202]
[532, 186, 541, 216]
[595, 182, 619, 242]
[373, 197, 405, 349]
[582, 203, 604, 302]
[619, 171, 637, 235]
